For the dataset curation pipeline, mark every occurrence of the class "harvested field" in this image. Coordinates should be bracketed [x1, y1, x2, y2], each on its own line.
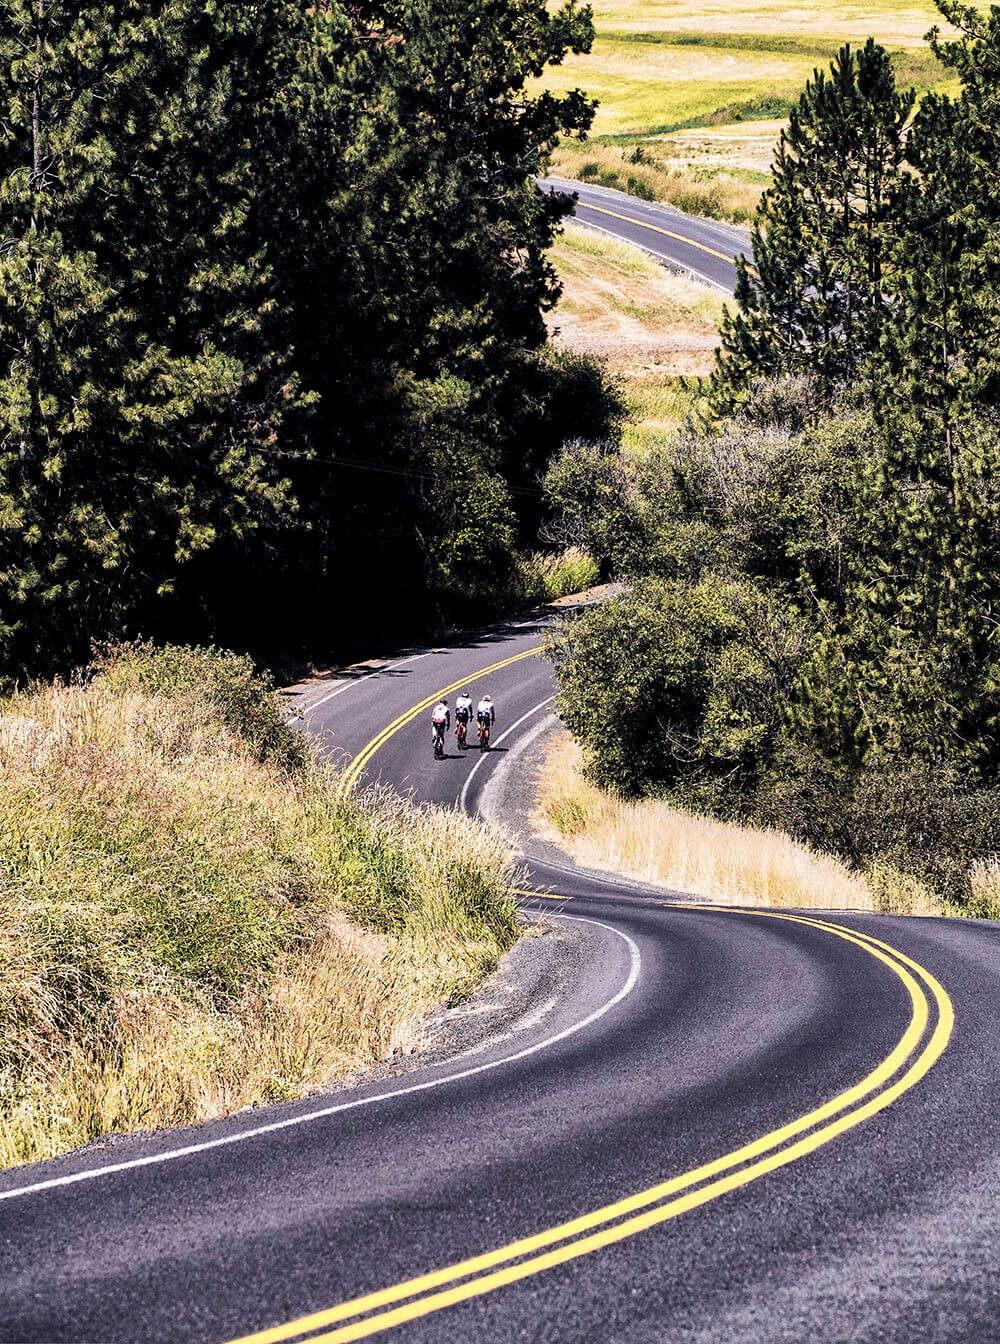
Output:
[542, 2, 962, 221]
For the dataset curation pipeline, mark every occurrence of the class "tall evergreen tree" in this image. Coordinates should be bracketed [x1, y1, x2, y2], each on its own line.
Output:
[0, 0, 310, 671]
[883, 2, 1000, 430]
[712, 40, 914, 412]
[799, 2, 1000, 773]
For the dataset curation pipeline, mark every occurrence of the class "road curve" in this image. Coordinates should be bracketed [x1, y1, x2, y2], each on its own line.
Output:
[4, 608, 1000, 1344]
[540, 175, 753, 292]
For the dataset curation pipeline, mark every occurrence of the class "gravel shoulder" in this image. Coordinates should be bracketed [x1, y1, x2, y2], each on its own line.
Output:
[479, 712, 704, 904]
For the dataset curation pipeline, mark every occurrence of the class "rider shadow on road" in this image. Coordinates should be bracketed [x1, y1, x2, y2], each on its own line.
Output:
[436, 746, 509, 761]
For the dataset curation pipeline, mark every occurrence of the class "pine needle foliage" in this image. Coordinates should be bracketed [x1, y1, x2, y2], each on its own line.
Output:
[0, 0, 308, 672]
[0, 0, 607, 678]
[713, 39, 915, 412]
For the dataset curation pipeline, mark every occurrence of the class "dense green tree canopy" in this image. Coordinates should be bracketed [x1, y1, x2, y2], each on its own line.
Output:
[0, 0, 602, 675]
[0, 0, 309, 669]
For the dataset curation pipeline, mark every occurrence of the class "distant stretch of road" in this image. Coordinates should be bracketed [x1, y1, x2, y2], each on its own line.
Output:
[540, 175, 753, 292]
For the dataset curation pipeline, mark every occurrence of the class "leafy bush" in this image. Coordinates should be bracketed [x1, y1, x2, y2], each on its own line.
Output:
[547, 576, 806, 797]
[751, 748, 1000, 905]
[867, 863, 940, 916]
[543, 438, 636, 569]
[544, 395, 1000, 909]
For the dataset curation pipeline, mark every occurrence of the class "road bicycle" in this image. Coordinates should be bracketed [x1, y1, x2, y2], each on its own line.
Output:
[477, 718, 491, 752]
[455, 717, 469, 750]
[432, 723, 446, 759]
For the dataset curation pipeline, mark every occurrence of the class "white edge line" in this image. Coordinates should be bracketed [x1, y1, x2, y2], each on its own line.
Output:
[570, 217, 731, 294]
[285, 653, 434, 724]
[458, 695, 554, 813]
[0, 915, 640, 1204]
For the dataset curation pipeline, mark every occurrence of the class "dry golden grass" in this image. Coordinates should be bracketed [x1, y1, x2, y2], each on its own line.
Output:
[590, 2, 957, 45]
[548, 222, 724, 358]
[0, 653, 519, 1169]
[665, 120, 788, 173]
[968, 859, 1000, 920]
[536, 732, 943, 915]
[547, 221, 722, 441]
[552, 141, 767, 225]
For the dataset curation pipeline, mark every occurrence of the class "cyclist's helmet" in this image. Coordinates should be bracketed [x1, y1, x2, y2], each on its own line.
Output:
[483, 694, 492, 701]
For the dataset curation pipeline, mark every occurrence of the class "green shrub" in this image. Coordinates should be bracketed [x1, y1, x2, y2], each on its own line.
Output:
[547, 575, 804, 797]
[755, 750, 1000, 908]
[548, 796, 589, 836]
[867, 862, 939, 916]
[96, 642, 307, 774]
[543, 438, 635, 570]
[842, 762, 1000, 905]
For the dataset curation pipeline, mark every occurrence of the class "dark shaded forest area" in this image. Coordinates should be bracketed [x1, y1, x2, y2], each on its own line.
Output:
[0, 0, 621, 679]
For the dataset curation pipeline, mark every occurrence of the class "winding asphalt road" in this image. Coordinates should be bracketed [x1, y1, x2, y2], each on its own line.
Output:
[1, 192, 998, 1344]
[2, 609, 999, 1343]
[540, 176, 753, 291]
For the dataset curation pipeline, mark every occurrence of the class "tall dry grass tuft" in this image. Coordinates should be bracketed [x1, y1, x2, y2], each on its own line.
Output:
[0, 646, 519, 1169]
[537, 733, 942, 915]
[967, 859, 1000, 920]
[553, 142, 765, 225]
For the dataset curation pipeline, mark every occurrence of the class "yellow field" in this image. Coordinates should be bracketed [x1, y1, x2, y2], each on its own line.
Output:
[543, 1, 963, 221]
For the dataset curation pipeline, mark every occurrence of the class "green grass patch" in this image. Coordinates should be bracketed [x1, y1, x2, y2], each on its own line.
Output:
[622, 374, 700, 452]
[518, 547, 601, 601]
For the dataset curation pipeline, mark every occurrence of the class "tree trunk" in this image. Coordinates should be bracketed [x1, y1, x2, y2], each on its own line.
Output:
[23, 0, 45, 463]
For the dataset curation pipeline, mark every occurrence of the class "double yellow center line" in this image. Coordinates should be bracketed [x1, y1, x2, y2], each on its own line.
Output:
[230, 906, 952, 1344]
[575, 200, 759, 279]
[335, 647, 541, 798]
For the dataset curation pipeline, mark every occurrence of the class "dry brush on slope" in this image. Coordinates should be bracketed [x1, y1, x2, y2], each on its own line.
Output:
[536, 733, 946, 915]
[0, 646, 519, 1168]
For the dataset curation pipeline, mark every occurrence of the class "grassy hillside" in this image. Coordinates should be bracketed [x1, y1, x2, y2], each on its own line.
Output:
[543, 1, 962, 221]
[0, 646, 520, 1168]
[546, 221, 724, 445]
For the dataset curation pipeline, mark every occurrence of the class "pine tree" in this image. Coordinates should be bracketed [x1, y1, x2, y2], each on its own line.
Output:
[0, 0, 311, 673]
[712, 40, 914, 413]
[808, 3, 1000, 772]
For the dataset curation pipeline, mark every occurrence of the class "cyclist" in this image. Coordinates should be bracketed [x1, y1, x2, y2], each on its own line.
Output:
[431, 698, 450, 756]
[455, 689, 474, 749]
[476, 693, 495, 750]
